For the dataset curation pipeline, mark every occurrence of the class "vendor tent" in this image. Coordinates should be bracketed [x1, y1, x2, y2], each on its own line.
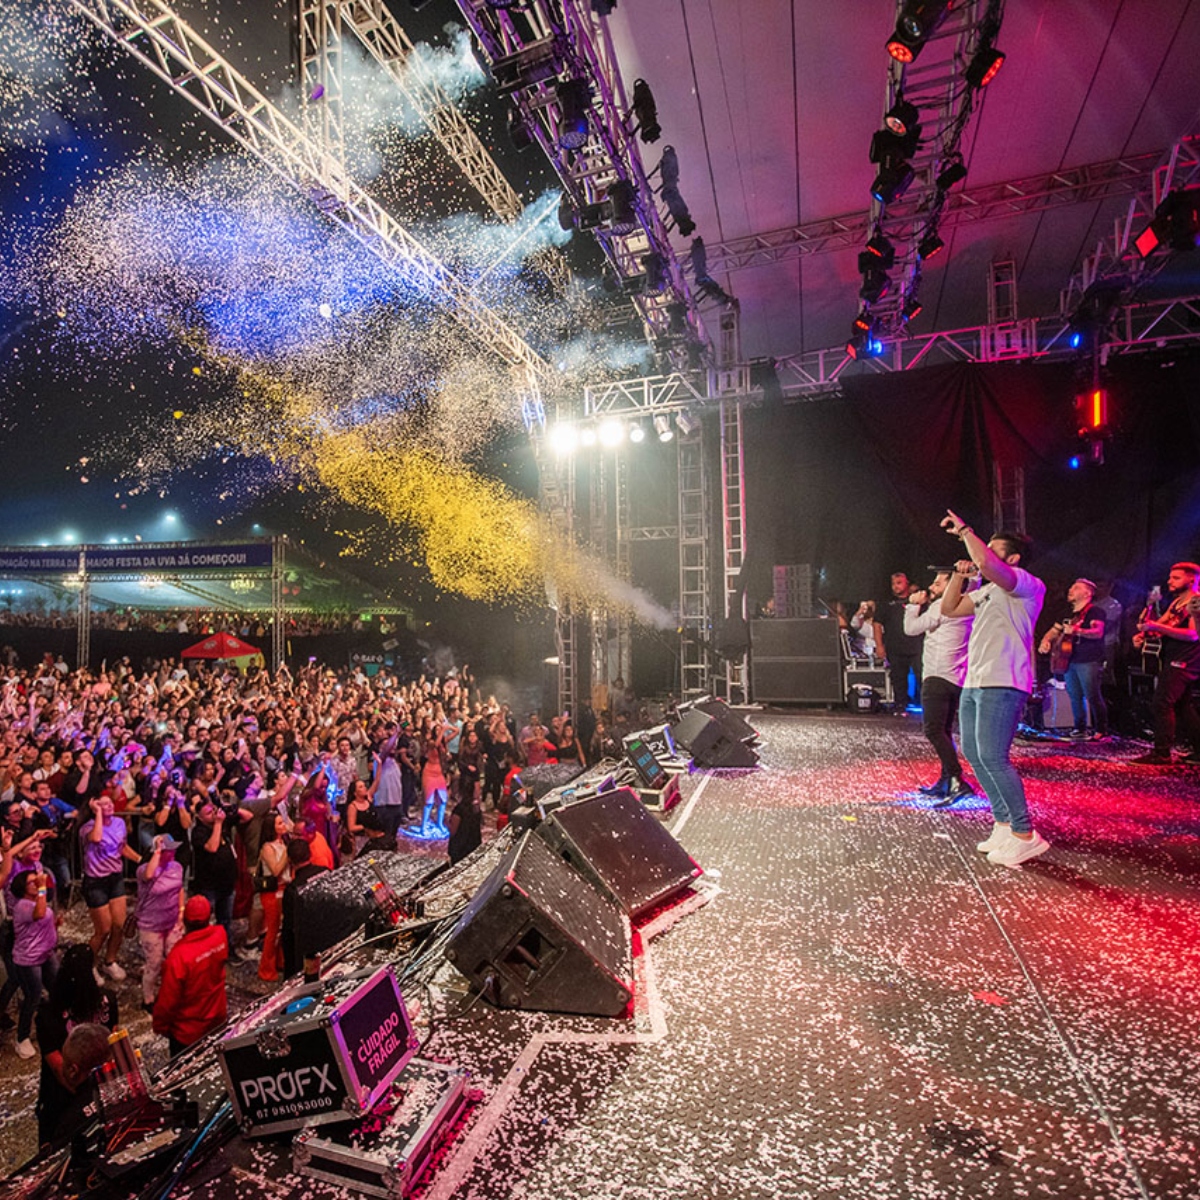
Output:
[180, 631, 264, 671]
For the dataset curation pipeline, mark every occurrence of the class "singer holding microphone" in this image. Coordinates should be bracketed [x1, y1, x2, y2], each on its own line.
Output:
[938, 511, 1049, 867]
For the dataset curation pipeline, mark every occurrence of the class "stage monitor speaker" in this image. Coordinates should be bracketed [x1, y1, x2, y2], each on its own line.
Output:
[296, 853, 443, 958]
[520, 761, 586, 800]
[670, 708, 759, 768]
[444, 833, 632, 1017]
[695, 698, 758, 744]
[536, 787, 702, 918]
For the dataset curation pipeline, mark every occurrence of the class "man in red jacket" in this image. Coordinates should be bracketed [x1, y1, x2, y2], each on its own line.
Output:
[152, 894, 228, 1057]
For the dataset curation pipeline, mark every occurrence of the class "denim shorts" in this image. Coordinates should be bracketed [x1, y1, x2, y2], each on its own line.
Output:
[82, 871, 126, 909]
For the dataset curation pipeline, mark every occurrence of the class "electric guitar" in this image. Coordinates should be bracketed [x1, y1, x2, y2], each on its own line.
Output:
[1136, 587, 1191, 674]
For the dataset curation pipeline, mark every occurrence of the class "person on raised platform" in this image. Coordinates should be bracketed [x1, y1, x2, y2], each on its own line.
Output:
[939, 512, 1049, 867]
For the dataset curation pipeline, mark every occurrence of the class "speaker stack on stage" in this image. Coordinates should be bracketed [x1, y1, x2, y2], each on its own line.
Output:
[444, 833, 635, 1017]
[445, 788, 703, 1017]
[669, 705, 759, 769]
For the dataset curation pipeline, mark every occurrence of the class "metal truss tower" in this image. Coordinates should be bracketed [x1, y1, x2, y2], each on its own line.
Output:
[298, 0, 523, 220]
[677, 425, 711, 700]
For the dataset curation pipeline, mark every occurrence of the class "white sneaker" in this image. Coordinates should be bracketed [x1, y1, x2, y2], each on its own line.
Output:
[988, 829, 1050, 868]
[92, 966, 106, 987]
[15, 1038, 36, 1060]
[104, 961, 127, 981]
[976, 823, 1012, 854]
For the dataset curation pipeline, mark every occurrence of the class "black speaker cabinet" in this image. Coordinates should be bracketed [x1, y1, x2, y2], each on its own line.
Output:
[670, 708, 760, 768]
[295, 854, 443, 959]
[520, 761, 586, 800]
[444, 833, 633, 1017]
[695, 698, 758, 744]
[751, 617, 843, 702]
[536, 788, 702, 918]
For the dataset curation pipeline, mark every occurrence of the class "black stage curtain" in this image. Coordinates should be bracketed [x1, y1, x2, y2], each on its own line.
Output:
[743, 351, 1200, 611]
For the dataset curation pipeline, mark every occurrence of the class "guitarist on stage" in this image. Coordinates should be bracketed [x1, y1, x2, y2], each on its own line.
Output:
[1037, 578, 1109, 739]
[1130, 562, 1200, 765]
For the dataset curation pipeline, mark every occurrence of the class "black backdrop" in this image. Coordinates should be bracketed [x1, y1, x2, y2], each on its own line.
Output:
[740, 349, 1200, 614]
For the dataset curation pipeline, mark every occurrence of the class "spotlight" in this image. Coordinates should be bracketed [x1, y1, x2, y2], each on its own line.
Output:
[859, 268, 892, 304]
[936, 159, 967, 193]
[1068, 455, 1082, 470]
[853, 311, 872, 333]
[508, 107, 533, 151]
[846, 331, 884, 360]
[557, 78, 592, 149]
[675, 410, 700, 436]
[631, 78, 661, 144]
[667, 302, 688, 335]
[901, 296, 924, 321]
[870, 127, 919, 164]
[965, 44, 1006, 88]
[653, 413, 674, 442]
[598, 418, 625, 447]
[885, 99, 920, 137]
[605, 180, 639, 234]
[576, 201, 608, 230]
[549, 423, 579, 455]
[865, 234, 896, 270]
[1135, 187, 1200, 256]
[491, 38, 561, 93]
[629, 421, 646, 443]
[690, 237, 709, 281]
[662, 184, 696, 236]
[886, 1, 952, 63]
[642, 252, 666, 292]
[592, 0, 617, 13]
[917, 233, 945, 260]
[557, 196, 575, 231]
[871, 159, 914, 204]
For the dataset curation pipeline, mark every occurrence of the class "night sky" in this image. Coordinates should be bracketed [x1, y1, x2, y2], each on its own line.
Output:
[0, 0, 642, 649]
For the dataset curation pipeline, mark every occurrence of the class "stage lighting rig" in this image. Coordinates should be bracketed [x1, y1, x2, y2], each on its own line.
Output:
[936, 155, 968, 191]
[886, 0, 953, 62]
[457, 0, 711, 364]
[1135, 187, 1200, 256]
[630, 79, 661, 144]
[859, 0, 1007, 335]
[557, 78, 593, 149]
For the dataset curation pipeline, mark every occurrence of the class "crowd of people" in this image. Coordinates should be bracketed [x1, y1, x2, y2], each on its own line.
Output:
[0, 606, 409, 637]
[0, 649, 643, 1148]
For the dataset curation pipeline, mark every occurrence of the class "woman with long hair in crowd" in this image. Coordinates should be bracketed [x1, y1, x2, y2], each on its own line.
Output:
[419, 716, 452, 837]
[78, 794, 142, 983]
[255, 811, 290, 982]
[342, 778, 382, 859]
[556, 719, 586, 768]
[10, 867, 58, 1059]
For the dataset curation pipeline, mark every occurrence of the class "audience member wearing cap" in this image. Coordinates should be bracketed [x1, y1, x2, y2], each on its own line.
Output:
[135, 834, 186, 1009]
[152, 893, 228, 1057]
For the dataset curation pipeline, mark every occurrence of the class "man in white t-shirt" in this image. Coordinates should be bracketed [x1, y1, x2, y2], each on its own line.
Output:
[939, 510, 1049, 867]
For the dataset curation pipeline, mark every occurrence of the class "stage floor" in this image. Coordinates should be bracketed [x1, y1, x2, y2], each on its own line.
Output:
[4, 711, 1199, 1199]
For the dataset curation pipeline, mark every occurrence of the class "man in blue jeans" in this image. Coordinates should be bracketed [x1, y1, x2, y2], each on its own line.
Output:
[939, 511, 1050, 867]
